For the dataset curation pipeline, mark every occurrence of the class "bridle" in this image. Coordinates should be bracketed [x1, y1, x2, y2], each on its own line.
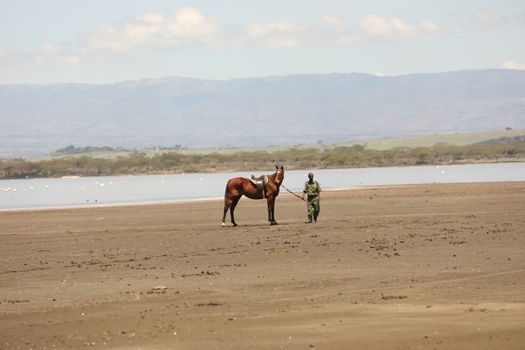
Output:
[275, 168, 284, 185]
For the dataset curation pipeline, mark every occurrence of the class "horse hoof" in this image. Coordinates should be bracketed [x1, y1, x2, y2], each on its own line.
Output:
[232, 223, 238, 227]
[270, 221, 278, 225]
[222, 222, 226, 227]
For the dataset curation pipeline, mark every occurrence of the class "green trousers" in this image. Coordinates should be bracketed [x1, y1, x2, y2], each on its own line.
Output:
[307, 196, 320, 220]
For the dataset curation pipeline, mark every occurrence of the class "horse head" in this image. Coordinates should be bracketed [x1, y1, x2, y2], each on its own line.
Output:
[274, 165, 284, 186]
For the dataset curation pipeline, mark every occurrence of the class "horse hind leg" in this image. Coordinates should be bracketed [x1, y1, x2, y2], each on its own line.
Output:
[222, 203, 230, 227]
[229, 197, 241, 227]
[222, 192, 234, 226]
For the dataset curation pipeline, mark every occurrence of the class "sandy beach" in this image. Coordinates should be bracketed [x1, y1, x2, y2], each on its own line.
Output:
[1, 182, 524, 349]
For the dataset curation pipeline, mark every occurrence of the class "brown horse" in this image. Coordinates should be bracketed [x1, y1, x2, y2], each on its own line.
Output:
[222, 165, 284, 226]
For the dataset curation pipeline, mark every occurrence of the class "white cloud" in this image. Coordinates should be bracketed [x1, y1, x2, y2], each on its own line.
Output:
[7, 8, 442, 70]
[0, 47, 8, 61]
[322, 14, 346, 33]
[247, 20, 308, 48]
[502, 59, 525, 70]
[473, 10, 501, 27]
[246, 18, 356, 48]
[418, 20, 440, 33]
[38, 9, 442, 56]
[358, 14, 440, 41]
[502, 50, 525, 70]
[474, 9, 525, 28]
[85, 7, 224, 53]
[247, 13, 438, 48]
[15, 7, 232, 68]
[320, 14, 359, 45]
[137, 13, 165, 25]
[31, 41, 81, 67]
[41, 41, 55, 55]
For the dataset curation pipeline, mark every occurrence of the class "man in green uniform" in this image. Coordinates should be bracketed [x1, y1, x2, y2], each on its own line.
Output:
[302, 172, 321, 223]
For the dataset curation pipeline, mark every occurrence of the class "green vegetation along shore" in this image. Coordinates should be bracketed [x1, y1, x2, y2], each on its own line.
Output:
[1, 139, 524, 179]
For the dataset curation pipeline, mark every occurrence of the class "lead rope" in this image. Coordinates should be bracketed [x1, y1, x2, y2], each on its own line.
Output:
[280, 184, 306, 202]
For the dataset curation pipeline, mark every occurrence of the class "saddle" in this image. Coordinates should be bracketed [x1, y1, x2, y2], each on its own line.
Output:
[250, 175, 268, 198]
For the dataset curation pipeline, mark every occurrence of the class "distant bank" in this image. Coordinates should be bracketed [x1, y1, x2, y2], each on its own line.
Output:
[1, 132, 524, 179]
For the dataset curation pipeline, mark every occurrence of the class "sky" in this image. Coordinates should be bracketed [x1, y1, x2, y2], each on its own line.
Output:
[1, 0, 524, 84]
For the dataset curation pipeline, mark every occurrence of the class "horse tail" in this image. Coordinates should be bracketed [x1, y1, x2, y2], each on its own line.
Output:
[224, 179, 233, 201]
[224, 179, 229, 199]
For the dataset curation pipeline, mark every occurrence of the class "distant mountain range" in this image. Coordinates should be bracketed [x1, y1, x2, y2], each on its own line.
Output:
[1, 69, 524, 158]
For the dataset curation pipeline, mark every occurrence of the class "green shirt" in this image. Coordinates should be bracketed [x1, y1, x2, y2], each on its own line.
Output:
[303, 181, 321, 197]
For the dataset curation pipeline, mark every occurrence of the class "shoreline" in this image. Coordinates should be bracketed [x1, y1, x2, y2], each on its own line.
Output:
[2, 179, 525, 213]
[0, 196, 225, 213]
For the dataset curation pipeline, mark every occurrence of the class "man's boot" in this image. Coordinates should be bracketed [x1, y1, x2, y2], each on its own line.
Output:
[305, 215, 312, 224]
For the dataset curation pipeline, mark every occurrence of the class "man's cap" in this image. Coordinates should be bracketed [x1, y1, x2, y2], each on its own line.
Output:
[308, 172, 314, 177]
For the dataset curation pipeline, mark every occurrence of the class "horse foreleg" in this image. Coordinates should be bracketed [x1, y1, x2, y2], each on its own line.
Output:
[267, 198, 277, 225]
[271, 204, 278, 225]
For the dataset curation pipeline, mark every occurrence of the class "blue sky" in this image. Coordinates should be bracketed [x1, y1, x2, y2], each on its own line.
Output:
[1, 0, 524, 84]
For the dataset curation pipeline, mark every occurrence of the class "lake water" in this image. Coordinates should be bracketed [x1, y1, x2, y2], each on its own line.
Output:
[1, 162, 524, 211]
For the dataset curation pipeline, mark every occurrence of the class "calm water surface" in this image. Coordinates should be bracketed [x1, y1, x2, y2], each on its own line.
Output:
[1, 163, 524, 210]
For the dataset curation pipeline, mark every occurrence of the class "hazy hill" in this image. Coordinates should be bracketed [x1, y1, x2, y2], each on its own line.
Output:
[1, 69, 524, 158]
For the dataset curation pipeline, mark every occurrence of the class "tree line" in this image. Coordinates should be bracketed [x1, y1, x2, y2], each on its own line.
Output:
[1, 142, 524, 179]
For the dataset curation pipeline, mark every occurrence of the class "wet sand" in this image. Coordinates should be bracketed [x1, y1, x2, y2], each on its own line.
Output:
[1, 182, 525, 349]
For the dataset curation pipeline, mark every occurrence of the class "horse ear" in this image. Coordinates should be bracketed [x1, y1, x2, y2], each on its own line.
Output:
[275, 165, 279, 169]
[280, 165, 284, 170]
